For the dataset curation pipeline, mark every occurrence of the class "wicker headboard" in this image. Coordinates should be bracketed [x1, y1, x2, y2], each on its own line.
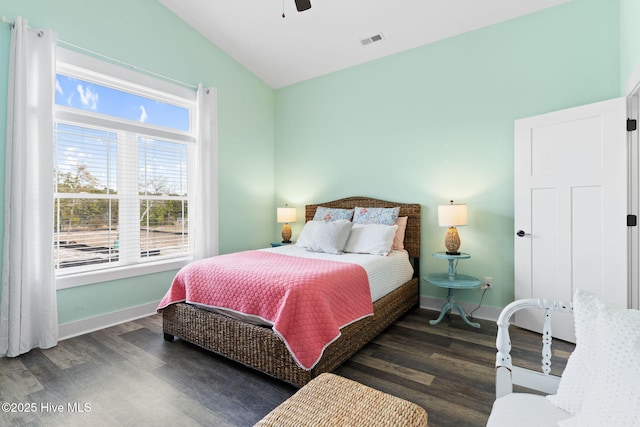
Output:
[305, 196, 421, 260]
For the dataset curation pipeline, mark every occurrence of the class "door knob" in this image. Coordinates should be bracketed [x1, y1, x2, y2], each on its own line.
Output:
[516, 230, 530, 237]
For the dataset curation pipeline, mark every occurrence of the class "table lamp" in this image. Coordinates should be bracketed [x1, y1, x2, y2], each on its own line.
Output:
[437, 201, 467, 255]
[277, 205, 297, 243]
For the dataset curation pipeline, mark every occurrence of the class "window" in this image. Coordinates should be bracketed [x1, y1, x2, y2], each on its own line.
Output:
[54, 49, 199, 288]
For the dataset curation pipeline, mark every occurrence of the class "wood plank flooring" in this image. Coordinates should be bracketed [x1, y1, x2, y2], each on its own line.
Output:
[0, 308, 574, 427]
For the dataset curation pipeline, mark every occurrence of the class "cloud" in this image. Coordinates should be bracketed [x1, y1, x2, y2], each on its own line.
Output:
[76, 84, 99, 110]
[138, 105, 148, 123]
[56, 78, 72, 106]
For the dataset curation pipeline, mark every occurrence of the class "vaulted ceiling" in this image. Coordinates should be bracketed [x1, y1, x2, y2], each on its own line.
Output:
[160, 0, 570, 89]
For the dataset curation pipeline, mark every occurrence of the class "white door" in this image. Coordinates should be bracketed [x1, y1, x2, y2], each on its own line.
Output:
[514, 97, 630, 342]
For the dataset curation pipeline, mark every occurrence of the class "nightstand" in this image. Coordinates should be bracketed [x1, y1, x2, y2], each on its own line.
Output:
[425, 252, 481, 328]
[270, 242, 293, 247]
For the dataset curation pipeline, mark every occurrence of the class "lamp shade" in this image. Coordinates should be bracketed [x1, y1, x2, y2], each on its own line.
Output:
[437, 203, 467, 227]
[277, 207, 297, 223]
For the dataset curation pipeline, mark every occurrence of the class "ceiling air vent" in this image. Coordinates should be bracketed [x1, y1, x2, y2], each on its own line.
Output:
[360, 32, 385, 46]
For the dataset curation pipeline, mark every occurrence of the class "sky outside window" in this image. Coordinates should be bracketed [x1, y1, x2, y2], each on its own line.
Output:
[55, 73, 190, 131]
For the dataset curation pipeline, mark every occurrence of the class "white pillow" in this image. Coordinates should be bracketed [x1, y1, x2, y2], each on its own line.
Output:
[558, 294, 640, 427]
[344, 223, 398, 256]
[295, 221, 323, 248]
[546, 289, 601, 415]
[306, 220, 353, 255]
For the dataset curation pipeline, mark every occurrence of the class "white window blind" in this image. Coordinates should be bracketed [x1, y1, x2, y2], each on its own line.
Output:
[54, 123, 119, 269]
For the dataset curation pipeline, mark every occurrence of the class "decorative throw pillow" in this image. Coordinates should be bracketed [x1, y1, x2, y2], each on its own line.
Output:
[353, 206, 400, 226]
[306, 220, 353, 255]
[558, 295, 640, 427]
[546, 289, 601, 415]
[392, 216, 408, 250]
[312, 207, 354, 222]
[344, 224, 398, 256]
[295, 221, 323, 248]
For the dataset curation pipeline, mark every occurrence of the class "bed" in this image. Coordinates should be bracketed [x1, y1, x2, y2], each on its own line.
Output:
[161, 196, 421, 387]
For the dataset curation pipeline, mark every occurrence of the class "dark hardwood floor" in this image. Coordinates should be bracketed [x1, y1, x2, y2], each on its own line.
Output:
[0, 308, 574, 427]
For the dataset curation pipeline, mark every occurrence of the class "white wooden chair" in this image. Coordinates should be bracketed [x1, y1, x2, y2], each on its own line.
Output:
[487, 298, 574, 427]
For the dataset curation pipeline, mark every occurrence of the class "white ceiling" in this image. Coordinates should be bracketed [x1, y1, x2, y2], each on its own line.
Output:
[160, 0, 570, 89]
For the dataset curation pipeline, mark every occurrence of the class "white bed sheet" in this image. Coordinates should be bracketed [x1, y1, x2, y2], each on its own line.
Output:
[260, 245, 415, 302]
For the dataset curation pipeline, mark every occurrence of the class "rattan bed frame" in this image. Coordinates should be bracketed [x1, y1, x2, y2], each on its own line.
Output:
[162, 196, 421, 387]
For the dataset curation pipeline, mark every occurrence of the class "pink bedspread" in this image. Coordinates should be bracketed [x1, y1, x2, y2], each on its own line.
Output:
[157, 250, 373, 370]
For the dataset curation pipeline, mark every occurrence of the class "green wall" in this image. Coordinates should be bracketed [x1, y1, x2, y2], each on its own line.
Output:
[274, 0, 622, 308]
[621, 0, 640, 90]
[0, 0, 276, 324]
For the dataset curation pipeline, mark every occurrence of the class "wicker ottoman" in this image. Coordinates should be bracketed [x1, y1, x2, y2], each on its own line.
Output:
[255, 373, 428, 427]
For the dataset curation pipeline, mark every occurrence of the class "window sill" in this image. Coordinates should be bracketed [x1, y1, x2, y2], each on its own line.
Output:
[55, 257, 191, 290]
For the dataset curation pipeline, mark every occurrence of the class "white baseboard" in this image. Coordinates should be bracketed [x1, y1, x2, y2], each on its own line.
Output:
[420, 296, 502, 323]
[58, 300, 161, 341]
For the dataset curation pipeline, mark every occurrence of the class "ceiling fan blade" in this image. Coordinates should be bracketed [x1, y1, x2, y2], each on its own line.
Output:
[295, 0, 311, 12]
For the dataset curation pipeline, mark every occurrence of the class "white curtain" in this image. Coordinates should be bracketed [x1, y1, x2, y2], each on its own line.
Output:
[0, 17, 57, 357]
[193, 85, 219, 260]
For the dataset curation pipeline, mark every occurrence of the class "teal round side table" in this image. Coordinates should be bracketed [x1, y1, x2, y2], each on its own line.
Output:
[425, 252, 482, 328]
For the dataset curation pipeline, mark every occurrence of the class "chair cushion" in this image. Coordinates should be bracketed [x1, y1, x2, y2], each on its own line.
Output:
[487, 393, 571, 427]
[546, 289, 601, 414]
[558, 294, 640, 427]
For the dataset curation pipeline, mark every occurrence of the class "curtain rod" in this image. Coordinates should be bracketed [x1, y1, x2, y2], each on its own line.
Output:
[2, 16, 199, 91]
[57, 39, 199, 91]
[2, 15, 43, 36]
